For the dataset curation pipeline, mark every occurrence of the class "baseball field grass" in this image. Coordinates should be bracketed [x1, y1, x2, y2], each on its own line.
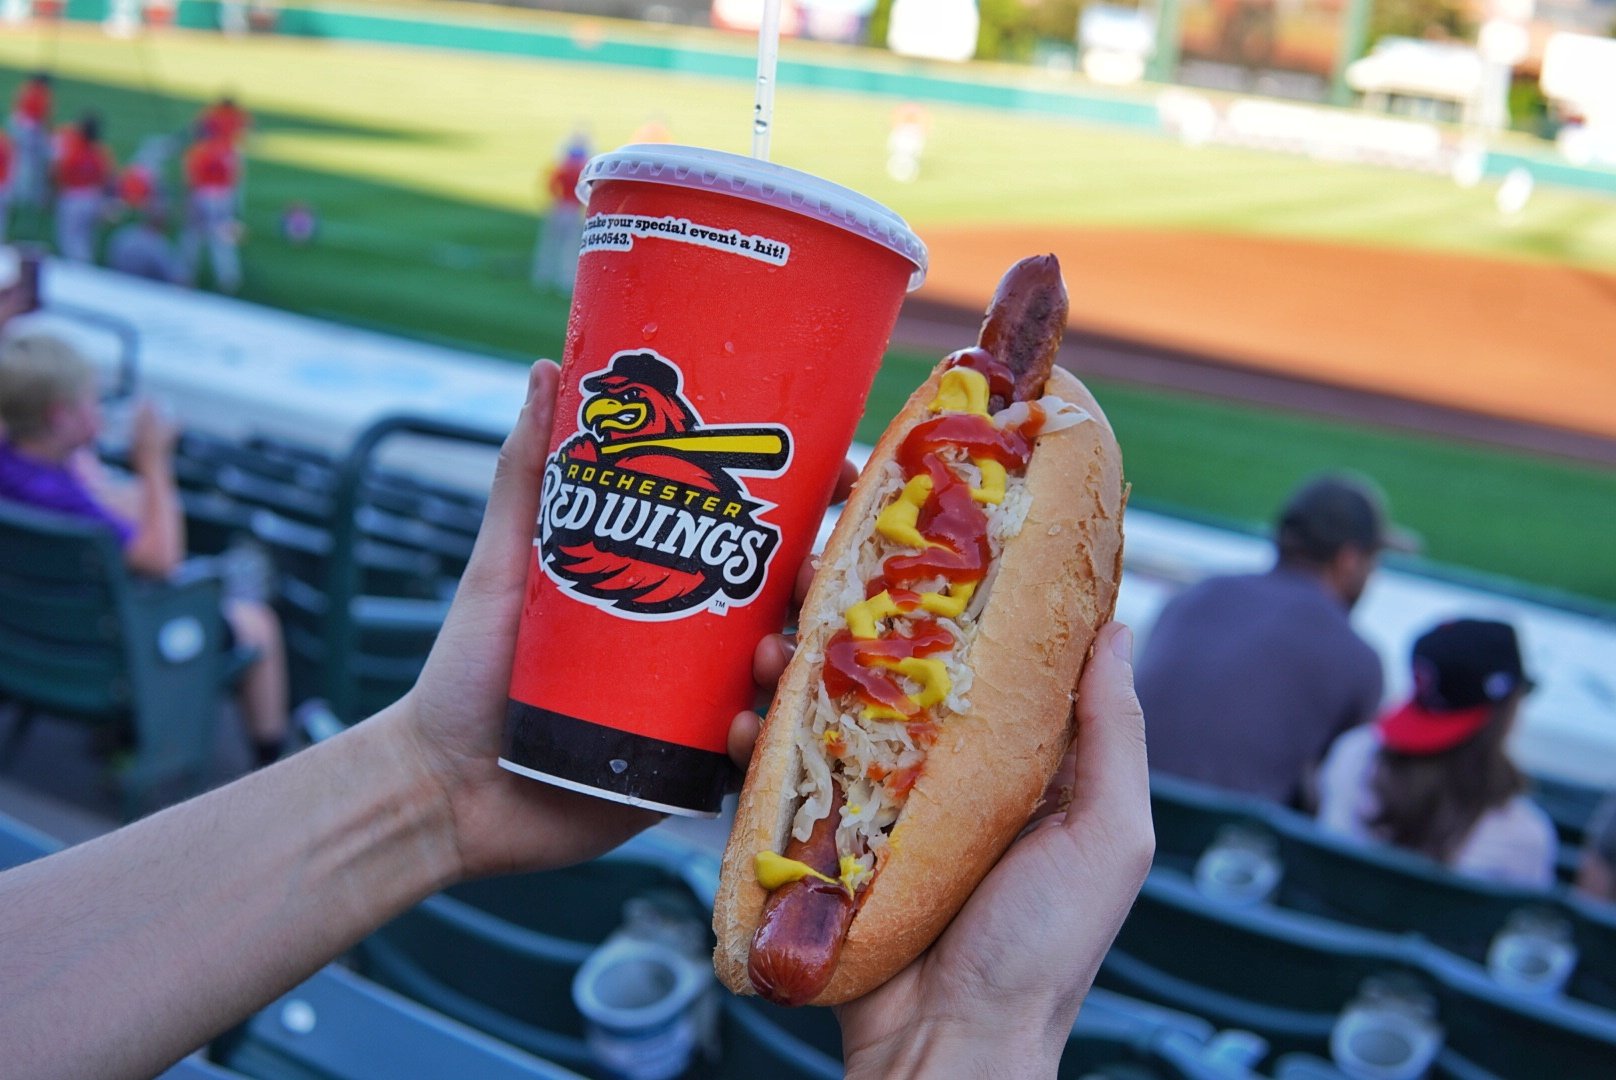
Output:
[0, 26, 1612, 603]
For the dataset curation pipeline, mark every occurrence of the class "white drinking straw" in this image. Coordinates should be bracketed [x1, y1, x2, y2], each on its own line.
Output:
[751, 0, 782, 160]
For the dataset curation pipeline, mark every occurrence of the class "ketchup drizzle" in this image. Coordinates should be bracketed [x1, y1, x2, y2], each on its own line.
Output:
[821, 352, 1045, 799]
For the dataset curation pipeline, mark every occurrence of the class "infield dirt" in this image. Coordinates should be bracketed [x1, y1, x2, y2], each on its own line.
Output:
[910, 227, 1616, 445]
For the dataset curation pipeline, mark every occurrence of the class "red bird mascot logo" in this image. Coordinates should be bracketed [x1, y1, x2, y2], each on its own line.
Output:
[537, 350, 792, 618]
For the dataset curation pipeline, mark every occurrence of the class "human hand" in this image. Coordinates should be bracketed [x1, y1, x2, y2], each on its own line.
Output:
[395, 361, 857, 881]
[128, 399, 178, 477]
[834, 623, 1154, 1078]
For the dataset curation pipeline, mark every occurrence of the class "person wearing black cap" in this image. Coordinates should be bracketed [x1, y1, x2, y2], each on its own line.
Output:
[1316, 619, 1553, 886]
[1136, 472, 1404, 807]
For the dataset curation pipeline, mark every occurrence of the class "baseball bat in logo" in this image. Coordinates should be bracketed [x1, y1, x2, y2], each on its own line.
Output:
[537, 350, 794, 620]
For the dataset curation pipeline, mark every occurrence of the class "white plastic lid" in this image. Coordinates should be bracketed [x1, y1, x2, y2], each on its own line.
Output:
[579, 144, 928, 291]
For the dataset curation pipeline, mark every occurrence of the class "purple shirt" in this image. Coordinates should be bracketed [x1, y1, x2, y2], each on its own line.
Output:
[0, 440, 135, 547]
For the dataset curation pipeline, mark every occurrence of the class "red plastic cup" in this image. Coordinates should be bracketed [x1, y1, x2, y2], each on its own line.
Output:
[502, 144, 927, 816]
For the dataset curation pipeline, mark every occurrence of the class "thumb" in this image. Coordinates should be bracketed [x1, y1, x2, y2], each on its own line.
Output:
[1065, 623, 1151, 832]
[458, 360, 559, 601]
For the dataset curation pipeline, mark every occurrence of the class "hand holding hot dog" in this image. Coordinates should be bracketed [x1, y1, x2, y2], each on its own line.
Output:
[835, 622, 1154, 1078]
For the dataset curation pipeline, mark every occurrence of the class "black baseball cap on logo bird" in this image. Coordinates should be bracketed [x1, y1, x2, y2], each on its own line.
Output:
[582, 351, 682, 398]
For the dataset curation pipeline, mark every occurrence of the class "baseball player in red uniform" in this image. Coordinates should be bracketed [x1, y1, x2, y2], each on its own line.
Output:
[530, 135, 589, 293]
[53, 114, 116, 262]
[9, 73, 52, 210]
[181, 118, 242, 292]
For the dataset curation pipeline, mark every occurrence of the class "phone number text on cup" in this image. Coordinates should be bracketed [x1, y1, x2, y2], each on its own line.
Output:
[581, 214, 791, 267]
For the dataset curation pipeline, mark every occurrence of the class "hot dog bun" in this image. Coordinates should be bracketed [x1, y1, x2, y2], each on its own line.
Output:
[713, 358, 1126, 1005]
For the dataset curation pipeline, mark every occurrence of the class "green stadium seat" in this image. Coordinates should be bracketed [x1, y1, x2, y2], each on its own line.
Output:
[1105, 870, 1616, 1076]
[1272, 821, 1543, 964]
[216, 468, 332, 526]
[1150, 774, 1279, 877]
[1531, 773, 1607, 851]
[219, 965, 586, 1080]
[1155, 773, 1616, 1011]
[1419, 942, 1616, 1079]
[1101, 870, 1423, 1053]
[358, 832, 715, 1071]
[0, 500, 242, 818]
[715, 996, 842, 1080]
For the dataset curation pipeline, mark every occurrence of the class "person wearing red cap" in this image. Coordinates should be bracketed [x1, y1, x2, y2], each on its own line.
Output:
[52, 113, 116, 263]
[1316, 619, 1554, 887]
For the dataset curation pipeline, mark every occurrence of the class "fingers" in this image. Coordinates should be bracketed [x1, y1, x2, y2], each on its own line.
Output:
[1022, 739, 1079, 834]
[728, 710, 761, 770]
[831, 457, 858, 504]
[459, 361, 558, 598]
[1062, 623, 1152, 851]
[794, 556, 816, 607]
[753, 632, 795, 690]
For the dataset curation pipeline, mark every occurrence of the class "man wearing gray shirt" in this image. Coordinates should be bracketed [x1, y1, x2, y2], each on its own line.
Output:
[1137, 474, 1404, 808]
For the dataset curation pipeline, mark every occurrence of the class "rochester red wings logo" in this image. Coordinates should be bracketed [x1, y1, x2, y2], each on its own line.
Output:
[536, 350, 793, 619]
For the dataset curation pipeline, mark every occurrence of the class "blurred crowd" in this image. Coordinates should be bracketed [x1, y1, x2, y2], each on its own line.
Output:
[1136, 472, 1616, 901]
[1, 73, 249, 292]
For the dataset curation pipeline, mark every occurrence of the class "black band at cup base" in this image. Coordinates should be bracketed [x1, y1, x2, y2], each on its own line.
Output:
[502, 699, 732, 816]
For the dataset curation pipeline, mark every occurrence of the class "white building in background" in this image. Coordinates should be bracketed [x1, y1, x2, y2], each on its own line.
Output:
[1540, 31, 1616, 166]
[1345, 37, 1492, 126]
[887, 0, 979, 62]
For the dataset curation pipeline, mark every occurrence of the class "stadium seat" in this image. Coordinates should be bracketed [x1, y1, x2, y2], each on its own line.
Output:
[1419, 942, 1616, 1079]
[0, 500, 241, 818]
[1105, 870, 1616, 1075]
[1150, 774, 1279, 876]
[1272, 821, 1543, 964]
[1531, 773, 1607, 852]
[716, 995, 842, 1080]
[1101, 870, 1424, 1053]
[1154, 773, 1616, 1011]
[317, 414, 504, 720]
[218, 965, 586, 1080]
[0, 809, 62, 870]
[358, 832, 716, 1070]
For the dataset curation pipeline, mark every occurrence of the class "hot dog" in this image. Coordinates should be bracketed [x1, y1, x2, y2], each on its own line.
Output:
[713, 254, 1126, 1006]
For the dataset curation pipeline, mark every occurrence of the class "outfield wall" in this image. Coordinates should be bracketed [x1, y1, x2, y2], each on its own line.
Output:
[46, 0, 1616, 196]
[62, 0, 1164, 130]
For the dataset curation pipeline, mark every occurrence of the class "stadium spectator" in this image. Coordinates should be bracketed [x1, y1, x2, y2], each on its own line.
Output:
[531, 134, 589, 293]
[51, 113, 116, 263]
[1576, 795, 1616, 902]
[0, 127, 13, 246]
[0, 332, 288, 764]
[0, 360, 1154, 1080]
[107, 210, 187, 284]
[7, 72, 52, 210]
[1136, 473, 1399, 807]
[181, 117, 243, 293]
[1316, 619, 1554, 888]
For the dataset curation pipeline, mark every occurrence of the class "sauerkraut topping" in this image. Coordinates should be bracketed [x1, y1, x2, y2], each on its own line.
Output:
[776, 350, 1092, 883]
